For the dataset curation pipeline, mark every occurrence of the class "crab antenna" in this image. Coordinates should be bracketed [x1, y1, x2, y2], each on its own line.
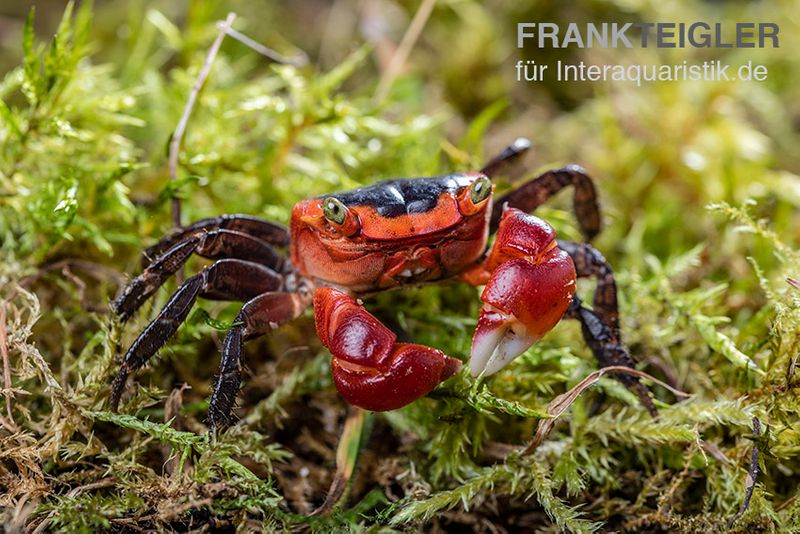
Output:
[480, 137, 532, 178]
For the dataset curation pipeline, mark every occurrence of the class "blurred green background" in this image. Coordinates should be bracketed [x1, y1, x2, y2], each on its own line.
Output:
[1, 0, 799, 531]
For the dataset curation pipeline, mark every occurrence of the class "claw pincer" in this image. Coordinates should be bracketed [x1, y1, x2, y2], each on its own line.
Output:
[468, 207, 577, 376]
[314, 287, 461, 411]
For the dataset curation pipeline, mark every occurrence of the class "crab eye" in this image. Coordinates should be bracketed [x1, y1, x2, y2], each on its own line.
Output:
[322, 197, 348, 225]
[470, 176, 492, 204]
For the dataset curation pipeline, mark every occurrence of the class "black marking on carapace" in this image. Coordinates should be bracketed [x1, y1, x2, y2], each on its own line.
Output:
[321, 174, 477, 218]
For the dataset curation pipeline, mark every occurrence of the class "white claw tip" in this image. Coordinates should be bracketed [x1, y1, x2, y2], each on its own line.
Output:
[470, 308, 540, 377]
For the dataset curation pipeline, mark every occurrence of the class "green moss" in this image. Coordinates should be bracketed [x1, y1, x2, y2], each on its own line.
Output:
[1, 1, 799, 531]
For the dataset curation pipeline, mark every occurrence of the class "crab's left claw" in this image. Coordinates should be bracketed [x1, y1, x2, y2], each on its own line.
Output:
[466, 208, 577, 377]
[314, 287, 461, 411]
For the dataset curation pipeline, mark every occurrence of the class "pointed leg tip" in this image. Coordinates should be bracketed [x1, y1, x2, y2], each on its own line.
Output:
[109, 371, 128, 412]
[513, 137, 532, 150]
[206, 414, 231, 433]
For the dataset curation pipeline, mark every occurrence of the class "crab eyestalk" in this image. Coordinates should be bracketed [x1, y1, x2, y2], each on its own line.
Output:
[313, 287, 461, 411]
[468, 207, 577, 377]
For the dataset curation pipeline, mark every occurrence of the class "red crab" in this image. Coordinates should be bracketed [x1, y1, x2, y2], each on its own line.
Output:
[111, 138, 653, 428]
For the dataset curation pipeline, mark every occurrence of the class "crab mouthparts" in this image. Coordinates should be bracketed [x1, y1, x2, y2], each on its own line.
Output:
[469, 304, 540, 377]
[395, 267, 428, 280]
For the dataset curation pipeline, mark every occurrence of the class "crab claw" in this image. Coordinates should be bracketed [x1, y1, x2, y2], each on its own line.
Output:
[469, 208, 577, 377]
[314, 287, 461, 411]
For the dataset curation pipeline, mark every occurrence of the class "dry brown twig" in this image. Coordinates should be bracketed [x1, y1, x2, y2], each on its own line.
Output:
[374, 0, 437, 102]
[0, 302, 13, 428]
[311, 407, 369, 516]
[522, 365, 691, 455]
[219, 25, 307, 66]
[168, 12, 237, 230]
[167, 12, 308, 231]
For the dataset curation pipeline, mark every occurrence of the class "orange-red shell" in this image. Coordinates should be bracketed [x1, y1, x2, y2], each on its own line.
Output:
[290, 174, 493, 293]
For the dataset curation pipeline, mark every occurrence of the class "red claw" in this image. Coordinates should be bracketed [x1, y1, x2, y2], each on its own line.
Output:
[313, 287, 461, 411]
[469, 208, 577, 376]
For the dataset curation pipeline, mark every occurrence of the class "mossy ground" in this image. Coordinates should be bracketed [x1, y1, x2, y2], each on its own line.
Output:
[1, 1, 799, 532]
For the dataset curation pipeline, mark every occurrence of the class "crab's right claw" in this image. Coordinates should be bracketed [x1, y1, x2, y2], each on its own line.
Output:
[314, 287, 461, 411]
[469, 208, 577, 377]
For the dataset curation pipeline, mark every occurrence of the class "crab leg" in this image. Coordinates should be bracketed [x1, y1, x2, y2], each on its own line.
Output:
[480, 137, 531, 178]
[144, 214, 289, 265]
[559, 241, 656, 415]
[313, 287, 461, 411]
[491, 165, 601, 241]
[110, 259, 286, 411]
[115, 229, 286, 321]
[558, 240, 619, 335]
[566, 296, 657, 416]
[209, 290, 311, 429]
[462, 206, 577, 376]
